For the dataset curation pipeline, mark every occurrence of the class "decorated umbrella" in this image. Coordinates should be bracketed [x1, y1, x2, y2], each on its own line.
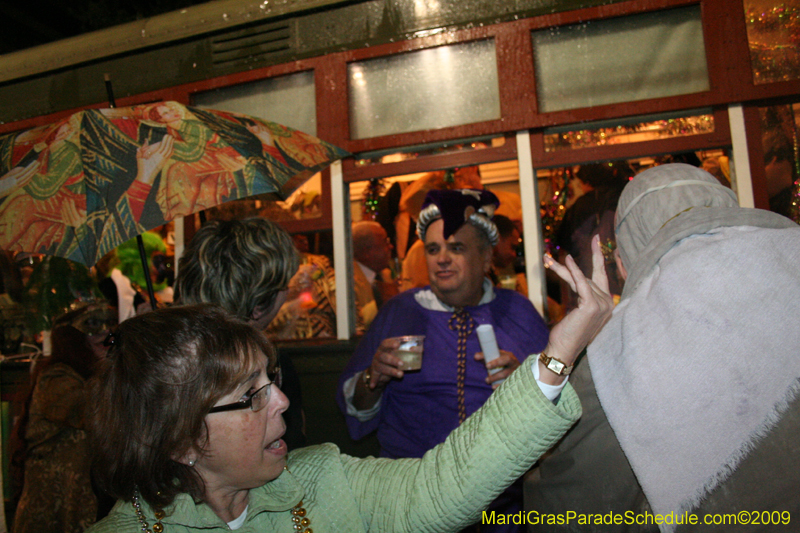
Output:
[0, 101, 349, 301]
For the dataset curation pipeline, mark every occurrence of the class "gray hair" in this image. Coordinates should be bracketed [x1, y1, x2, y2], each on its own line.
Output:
[175, 218, 300, 319]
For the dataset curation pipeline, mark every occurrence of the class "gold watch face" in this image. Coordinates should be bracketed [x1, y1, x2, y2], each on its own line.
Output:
[539, 352, 571, 375]
[548, 359, 566, 374]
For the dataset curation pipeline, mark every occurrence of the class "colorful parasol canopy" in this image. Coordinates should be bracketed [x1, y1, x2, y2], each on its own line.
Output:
[0, 101, 349, 266]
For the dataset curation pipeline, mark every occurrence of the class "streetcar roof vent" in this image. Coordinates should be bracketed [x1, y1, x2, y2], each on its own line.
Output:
[210, 20, 294, 68]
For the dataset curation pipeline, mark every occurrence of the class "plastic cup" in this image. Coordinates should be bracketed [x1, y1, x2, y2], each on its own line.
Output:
[391, 335, 425, 371]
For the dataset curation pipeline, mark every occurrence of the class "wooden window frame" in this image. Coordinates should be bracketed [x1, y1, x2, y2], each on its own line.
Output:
[2, 0, 798, 213]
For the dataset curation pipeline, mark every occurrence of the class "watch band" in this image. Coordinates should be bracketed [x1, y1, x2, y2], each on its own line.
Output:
[538, 352, 573, 376]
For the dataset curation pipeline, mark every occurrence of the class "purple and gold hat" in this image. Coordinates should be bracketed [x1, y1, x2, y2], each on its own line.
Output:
[416, 188, 500, 245]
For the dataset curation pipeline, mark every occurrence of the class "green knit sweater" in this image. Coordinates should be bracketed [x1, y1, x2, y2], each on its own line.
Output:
[87, 363, 581, 532]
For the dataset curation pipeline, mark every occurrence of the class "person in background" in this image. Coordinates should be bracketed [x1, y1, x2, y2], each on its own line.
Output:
[398, 166, 522, 291]
[174, 217, 307, 450]
[490, 214, 526, 295]
[1, 251, 25, 353]
[266, 237, 338, 340]
[338, 188, 550, 533]
[14, 253, 39, 289]
[762, 129, 798, 219]
[151, 226, 176, 290]
[120, 231, 173, 306]
[554, 162, 630, 308]
[10, 302, 116, 533]
[700, 155, 731, 188]
[352, 220, 397, 332]
[94, 250, 140, 324]
[107, 231, 170, 320]
[0, 251, 23, 302]
[373, 180, 404, 260]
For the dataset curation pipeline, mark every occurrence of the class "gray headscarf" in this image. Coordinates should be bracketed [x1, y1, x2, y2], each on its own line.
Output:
[615, 163, 738, 270]
[615, 163, 796, 297]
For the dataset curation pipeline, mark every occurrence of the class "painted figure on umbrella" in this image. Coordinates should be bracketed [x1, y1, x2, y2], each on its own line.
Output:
[1, 101, 348, 265]
[95, 102, 331, 250]
[0, 116, 88, 259]
[100, 102, 247, 223]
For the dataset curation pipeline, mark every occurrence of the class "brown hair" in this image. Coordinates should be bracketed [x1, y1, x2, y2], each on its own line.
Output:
[89, 304, 276, 509]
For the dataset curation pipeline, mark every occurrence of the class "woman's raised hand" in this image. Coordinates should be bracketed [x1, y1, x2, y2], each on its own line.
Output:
[542, 235, 614, 374]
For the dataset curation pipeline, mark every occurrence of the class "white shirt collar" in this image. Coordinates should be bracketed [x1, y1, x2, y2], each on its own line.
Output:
[414, 278, 495, 311]
[356, 260, 377, 285]
[227, 505, 248, 530]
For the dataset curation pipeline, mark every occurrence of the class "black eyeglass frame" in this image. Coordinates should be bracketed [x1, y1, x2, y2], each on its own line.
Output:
[208, 367, 281, 414]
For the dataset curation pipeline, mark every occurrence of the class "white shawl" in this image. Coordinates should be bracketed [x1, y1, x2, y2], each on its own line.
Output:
[588, 224, 800, 531]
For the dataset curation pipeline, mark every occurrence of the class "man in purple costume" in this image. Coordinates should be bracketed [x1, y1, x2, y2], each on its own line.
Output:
[337, 188, 550, 532]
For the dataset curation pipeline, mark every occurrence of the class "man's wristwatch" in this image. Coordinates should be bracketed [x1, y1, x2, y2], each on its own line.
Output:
[362, 367, 373, 386]
[538, 352, 573, 376]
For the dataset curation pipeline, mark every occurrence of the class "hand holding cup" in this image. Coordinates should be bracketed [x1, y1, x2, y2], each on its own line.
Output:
[365, 335, 425, 389]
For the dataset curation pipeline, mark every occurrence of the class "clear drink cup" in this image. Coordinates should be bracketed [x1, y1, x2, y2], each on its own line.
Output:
[391, 335, 425, 371]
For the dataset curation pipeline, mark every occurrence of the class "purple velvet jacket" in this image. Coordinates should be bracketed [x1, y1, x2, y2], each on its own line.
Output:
[337, 286, 549, 532]
[337, 286, 549, 458]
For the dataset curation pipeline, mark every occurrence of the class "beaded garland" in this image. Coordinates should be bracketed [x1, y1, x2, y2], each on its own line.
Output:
[448, 308, 475, 424]
[130, 491, 312, 532]
[290, 501, 313, 532]
[131, 491, 164, 533]
[285, 465, 313, 532]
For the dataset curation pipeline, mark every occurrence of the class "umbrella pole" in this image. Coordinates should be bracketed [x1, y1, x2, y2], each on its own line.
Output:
[105, 74, 158, 309]
[137, 234, 159, 310]
[104, 73, 116, 107]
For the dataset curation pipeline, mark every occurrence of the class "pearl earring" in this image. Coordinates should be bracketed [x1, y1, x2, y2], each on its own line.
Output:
[188, 460, 195, 467]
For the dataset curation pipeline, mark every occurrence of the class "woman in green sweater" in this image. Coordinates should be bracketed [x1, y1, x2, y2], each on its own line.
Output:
[87, 243, 611, 533]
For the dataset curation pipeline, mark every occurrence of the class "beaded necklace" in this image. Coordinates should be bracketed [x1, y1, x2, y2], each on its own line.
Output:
[131, 489, 312, 532]
[285, 465, 313, 532]
[448, 308, 475, 423]
[131, 491, 164, 533]
[290, 500, 313, 532]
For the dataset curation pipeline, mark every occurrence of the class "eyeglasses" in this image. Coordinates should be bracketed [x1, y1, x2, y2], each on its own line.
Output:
[208, 367, 282, 414]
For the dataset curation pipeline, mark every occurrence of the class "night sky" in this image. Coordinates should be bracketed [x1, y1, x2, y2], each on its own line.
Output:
[0, 0, 213, 56]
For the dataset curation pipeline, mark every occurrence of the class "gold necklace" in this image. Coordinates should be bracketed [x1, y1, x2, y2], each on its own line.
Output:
[130, 475, 312, 532]
[291, 500, 312, 532]
[131, 491, 165, 533]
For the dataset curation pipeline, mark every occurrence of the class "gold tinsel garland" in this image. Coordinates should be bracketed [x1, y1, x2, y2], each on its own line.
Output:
[746, 2, 800, 84]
